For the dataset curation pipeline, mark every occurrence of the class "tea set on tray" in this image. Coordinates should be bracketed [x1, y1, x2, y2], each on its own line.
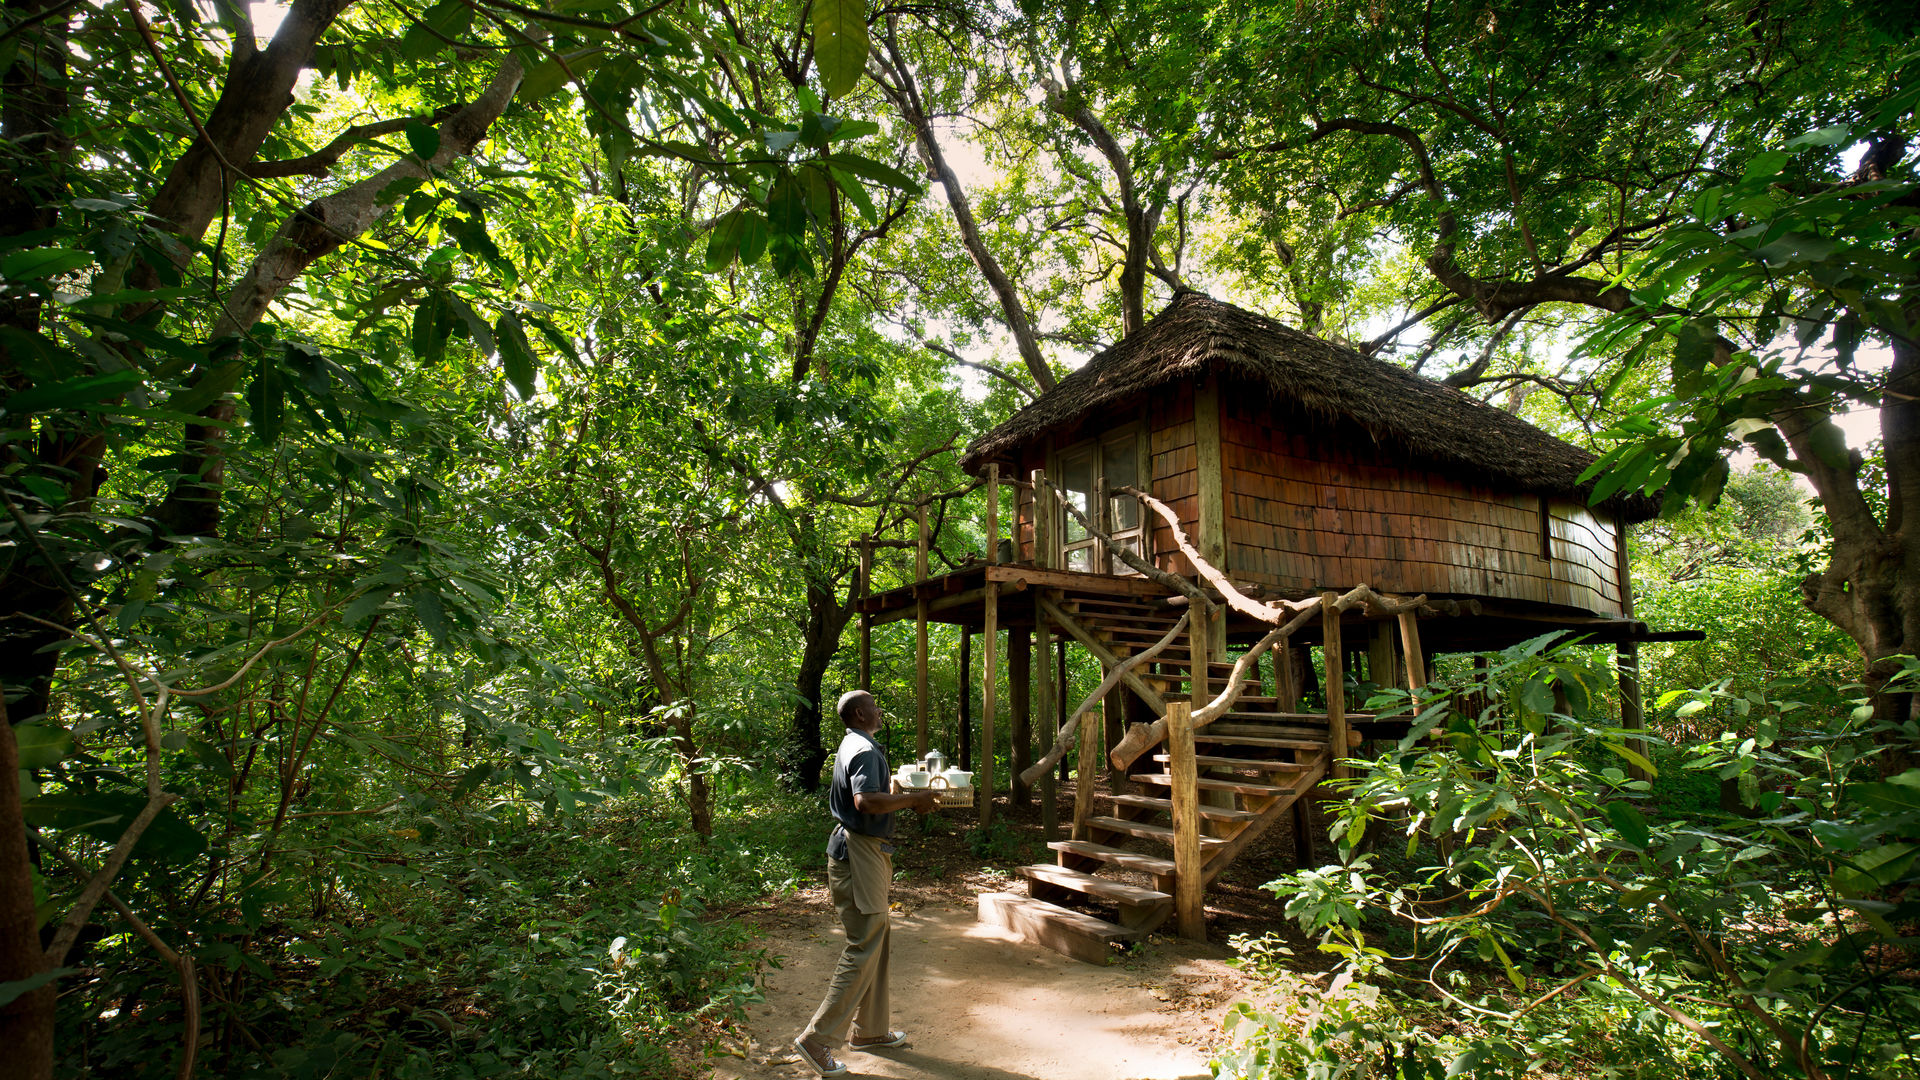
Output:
[894, 749, 974, 806]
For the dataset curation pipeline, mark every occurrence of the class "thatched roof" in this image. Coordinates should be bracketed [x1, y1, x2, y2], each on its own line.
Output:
[961, 292, 1658, 522]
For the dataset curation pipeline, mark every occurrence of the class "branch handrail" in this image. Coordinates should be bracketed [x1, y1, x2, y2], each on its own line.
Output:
[1107, 581, 1427, 771]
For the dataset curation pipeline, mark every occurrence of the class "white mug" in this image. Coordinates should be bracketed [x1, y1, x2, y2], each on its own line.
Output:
[904, 769, 929, 788]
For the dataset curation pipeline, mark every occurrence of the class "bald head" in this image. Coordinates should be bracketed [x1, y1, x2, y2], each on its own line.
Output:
[837, 690, 879, 732]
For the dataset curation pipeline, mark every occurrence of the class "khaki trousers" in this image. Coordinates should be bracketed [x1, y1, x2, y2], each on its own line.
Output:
[802, 831, 891, 1047]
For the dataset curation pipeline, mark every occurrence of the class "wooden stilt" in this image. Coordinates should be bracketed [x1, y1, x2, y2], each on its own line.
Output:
[986, 463, 999, 564]
[1292, 798, 1314, 868]
[1030, 600, 1050, 812]
[1368, 622, 1396, 696]
[1276, 641, 1299, 711]
[1397, 612, 1427, 705]
[1010, 627, 1033, 808]
[916, 503, 930, 759]
[1321, 592, 1349, 781]
[1105, 687, 1129, 794]
[959, 631, 973, 772]
[1073, 699, 1102, 840]
[857, 542, 871, 691]
[1166, 701, 1205, 942]
[981, 582, 998, 828]
[1619, 642, 1648, 781]
[1056, 639, 1068, 760]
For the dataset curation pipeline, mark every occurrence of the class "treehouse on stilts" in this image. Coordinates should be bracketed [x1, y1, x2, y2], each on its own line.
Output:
[856, 292, 1687, 963]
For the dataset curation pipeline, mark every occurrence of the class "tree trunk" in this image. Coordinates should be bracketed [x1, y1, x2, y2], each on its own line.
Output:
[784, 570, 854, 791]
[0, 693, 55, 1080]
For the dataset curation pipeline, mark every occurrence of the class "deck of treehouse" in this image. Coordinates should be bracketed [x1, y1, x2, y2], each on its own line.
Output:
[852, 293, 1695, 962]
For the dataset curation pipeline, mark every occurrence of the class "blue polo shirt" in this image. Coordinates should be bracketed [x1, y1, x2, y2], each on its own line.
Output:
[826, 727, 893, 860]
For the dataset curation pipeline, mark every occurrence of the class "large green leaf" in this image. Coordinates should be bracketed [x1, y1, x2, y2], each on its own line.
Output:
[24, 790, 206, 859]
[810, 0, 867, 98]
[2, 370, 140, 414]
[12, 724, 73, 769]
[495, 312, 539, 398]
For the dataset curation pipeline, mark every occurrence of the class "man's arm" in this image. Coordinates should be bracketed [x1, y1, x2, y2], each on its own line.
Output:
[854, 789, 939, 815]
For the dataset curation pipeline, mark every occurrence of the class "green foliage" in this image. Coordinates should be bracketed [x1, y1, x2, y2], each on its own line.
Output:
[1221, 640, 1920, 1080]
[53, 786, 817, 1077]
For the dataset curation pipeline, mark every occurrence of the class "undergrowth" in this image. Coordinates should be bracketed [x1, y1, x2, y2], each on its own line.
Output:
[58, 784, 823, 1079]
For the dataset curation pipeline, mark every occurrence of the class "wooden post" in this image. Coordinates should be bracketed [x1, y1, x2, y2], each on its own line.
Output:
[1619, 642, 1648, 781]
[857, 541, 872, 691]
[1105, 686, 1130, 794]
[1073, 699, 1102, 840]
[1032, 468, 1052, 569]
[1397, 612, 1427, 705]
[981, 582, 998, 828]
[1614, 516, 1649, 782]
[1166, 701, 1205, 942]
[1368, 622, 1396, 697]
[916, 502, 930, 759]
[1010, 627, 1033, 808]
[1276, 642, 1299, 711]
[1194, 374, 1228, 657]
[1321, 592, 1348, 781]
[1191, 603, 1211, 708]
[959, 630, 973, 772]
[1030, 600, 1050, 811]
[986, 463, 999, 563]
[1042, 638, 1063, 833]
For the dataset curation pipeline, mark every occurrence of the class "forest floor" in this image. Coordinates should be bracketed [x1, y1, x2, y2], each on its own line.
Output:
[687, 778, 1327, 1080]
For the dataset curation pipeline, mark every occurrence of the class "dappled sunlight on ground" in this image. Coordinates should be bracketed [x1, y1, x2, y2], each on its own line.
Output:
[705, 900, 1237, 1080]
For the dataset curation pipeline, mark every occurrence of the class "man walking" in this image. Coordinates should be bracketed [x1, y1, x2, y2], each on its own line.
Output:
[795, 690, 938, 1077]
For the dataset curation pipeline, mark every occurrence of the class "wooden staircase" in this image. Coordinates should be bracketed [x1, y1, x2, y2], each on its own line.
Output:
[978, 595, 1339, 963]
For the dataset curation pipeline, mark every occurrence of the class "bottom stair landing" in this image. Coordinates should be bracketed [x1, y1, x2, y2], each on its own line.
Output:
[976, 892, 1143, 966]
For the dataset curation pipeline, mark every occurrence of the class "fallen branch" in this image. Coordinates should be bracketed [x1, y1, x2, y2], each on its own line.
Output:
[1020, 610, 1189, 786]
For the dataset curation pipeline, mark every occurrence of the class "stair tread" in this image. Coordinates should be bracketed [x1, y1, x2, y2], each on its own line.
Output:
[1018, 863, 1171, 904]
[1110, 793, 1258, 822]
[1048, 840, 1178, 877]
[1131, 772, 1296, 795]
[1194, 732, 1330, 750]
[1089, 816, 1228, 847]
[1153, 752, 1318, 771]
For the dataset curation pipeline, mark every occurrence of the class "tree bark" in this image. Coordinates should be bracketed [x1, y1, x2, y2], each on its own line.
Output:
[784, 567, 855, 791]
[0, 693, 55, 1080]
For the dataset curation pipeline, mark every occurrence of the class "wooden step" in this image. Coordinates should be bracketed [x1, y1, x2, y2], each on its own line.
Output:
[1110, 792, 1257, 823]
[1061, 597, 1170, 615]
[1270, 711, 1376, 722]
[977, 892, 1134, 966]
[1130, 772, 1296, 796]
[1152, 752, 1317, 772]
[1089, 815, 1228, 848]
[1218, 711, 1330, 725]
[1194, 732, 1329, 751]
[1018, 864, 1171, 905]
[1048, 840, 1177, 878]
[1074, 610, 1185, 628]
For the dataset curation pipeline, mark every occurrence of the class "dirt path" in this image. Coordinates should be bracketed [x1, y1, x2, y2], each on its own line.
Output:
[706, 888, 1250, 1080]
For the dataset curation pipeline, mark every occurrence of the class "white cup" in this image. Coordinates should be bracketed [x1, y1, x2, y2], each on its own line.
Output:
[904, 770, 929, 789]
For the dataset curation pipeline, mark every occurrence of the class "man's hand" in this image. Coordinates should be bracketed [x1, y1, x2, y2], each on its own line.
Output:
[909, 789, 939, 814]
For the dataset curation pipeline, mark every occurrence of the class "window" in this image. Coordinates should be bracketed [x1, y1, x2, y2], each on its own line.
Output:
[1055, 429, 1144, 574]
[1537, 494, 1553, 561]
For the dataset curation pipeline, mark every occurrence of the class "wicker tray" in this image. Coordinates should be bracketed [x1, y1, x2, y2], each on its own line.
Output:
[932, 785, 975, 809]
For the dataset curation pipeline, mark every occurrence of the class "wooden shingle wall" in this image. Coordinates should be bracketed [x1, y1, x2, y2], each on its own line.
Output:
[1148, 384, 1198, 577]
[1218, 393, 1625, 616]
